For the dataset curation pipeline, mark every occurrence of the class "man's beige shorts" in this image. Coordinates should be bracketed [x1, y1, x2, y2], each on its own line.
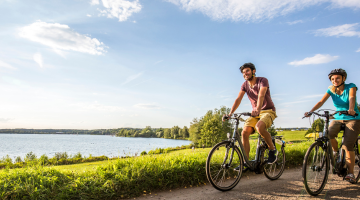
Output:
[243, 109, 277, 131]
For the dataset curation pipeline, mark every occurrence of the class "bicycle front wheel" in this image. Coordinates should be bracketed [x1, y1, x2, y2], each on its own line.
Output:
[302, 142, 329, 196]
[205, 141, 243, 191]
[263, 146, 286, 180]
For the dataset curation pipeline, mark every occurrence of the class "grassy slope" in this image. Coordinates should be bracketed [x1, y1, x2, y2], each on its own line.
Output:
[0, 131, 315, 199]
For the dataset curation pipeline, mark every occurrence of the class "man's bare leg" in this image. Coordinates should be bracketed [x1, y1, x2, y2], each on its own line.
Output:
[255, 121, 275, 150]
[242, 126, 254, 159]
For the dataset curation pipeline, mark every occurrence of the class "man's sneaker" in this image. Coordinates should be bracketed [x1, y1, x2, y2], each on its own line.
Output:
[234, 165, 241, 171]
[234, 163, 248, 172]
[267, 149, 277, 164]
[344, 173, 356, 184]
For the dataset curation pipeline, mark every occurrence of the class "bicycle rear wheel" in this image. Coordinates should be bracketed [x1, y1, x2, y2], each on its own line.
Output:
[263, 146, 286, 180]
[353, 139, 360, 183]
[302, 142, 329, 196]
[206, 141, 243, 191]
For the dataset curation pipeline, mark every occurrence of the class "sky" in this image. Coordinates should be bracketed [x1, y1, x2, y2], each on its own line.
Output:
[0, 0, 359, 129]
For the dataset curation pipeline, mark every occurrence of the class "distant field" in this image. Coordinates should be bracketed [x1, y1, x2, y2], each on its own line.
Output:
[249, 130, 308, 142]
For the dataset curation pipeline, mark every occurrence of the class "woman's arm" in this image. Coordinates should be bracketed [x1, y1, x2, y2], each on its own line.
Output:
[305, 93, 330, 116]
[348, 87, 357, 116]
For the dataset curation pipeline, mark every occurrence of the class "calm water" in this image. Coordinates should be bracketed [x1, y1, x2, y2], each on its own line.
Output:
[0, 134, 192, 160]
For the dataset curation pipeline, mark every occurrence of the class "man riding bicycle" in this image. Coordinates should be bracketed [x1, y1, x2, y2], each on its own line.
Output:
[223, 62, 278, 166]
[305, 68, 360, 183]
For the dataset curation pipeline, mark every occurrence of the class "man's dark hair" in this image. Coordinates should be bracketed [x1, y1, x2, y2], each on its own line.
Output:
[239, 62, 256, 73]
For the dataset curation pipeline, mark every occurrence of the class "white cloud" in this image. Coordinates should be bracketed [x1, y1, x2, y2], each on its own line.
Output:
[87, 14, 92, 17]
[19, 21, 107, 55]
[134, 103, 160, 109]
[287, 20, 304, 25]
[122, 71, 144, 85]
[165, 0, 360, 22]
[0, 60, 16, 70]
[330, 0, 360, 8]
[90, 0, 100, 5]
[314, 23, 360, 37]
[94, 0, 142, 22]
[356, 48, 360, 52]
[288, 54, 339, 66]
[33, 53, 43, 68]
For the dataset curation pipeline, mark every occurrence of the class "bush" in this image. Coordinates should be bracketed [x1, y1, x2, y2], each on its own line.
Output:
[39, 155, 49, 166]
[25, 152, 37, 162]
[140, 151, 147, 156]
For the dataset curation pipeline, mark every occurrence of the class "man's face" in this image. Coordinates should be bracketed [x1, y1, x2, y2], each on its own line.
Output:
[331, 74, 345, 86]
[242, 68, 255, 81]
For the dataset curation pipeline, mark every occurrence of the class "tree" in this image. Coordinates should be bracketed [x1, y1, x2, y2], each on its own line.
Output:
[189, 106, 232, 147]
[182, 126, 189, 138]
[200, 116, 223, 147]
[156, 128, 164, 138]
[164, 129, 171, 139]
[312, 118, 325, 133]
[267, 124, 277, 136]
[189, 118, 201, 145]
[171, 126, 180, 139]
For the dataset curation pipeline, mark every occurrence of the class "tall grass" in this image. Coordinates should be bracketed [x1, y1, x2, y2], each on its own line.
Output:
[0, 149, 210, 199]
[0, 132, 320, 199]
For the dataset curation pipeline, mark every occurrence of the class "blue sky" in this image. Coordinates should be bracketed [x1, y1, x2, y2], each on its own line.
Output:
[0, 0, 359, 129]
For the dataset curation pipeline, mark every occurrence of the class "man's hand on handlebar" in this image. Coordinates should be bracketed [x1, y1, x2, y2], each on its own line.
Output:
[222, 114, 230, 121]
[252, 108, 260, 117]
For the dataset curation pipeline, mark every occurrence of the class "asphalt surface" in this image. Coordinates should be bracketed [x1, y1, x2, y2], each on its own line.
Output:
[134, 167, 360, 200]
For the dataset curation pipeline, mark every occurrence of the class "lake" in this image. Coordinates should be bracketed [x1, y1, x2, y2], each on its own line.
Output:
[0, 134, 192, 160]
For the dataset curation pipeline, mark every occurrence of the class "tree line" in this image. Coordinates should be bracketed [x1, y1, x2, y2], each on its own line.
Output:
[115, 126, 189, 139]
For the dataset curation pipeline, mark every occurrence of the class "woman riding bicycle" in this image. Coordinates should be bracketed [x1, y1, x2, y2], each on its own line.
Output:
[305, 68, 360, 183]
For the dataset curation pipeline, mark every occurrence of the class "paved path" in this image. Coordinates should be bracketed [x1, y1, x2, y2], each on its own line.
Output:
[134, 167, 360, 200]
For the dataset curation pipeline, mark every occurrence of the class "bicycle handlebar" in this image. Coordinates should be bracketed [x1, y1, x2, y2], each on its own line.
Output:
[302, 110, 359, 119]
[231, 112, 252, 119]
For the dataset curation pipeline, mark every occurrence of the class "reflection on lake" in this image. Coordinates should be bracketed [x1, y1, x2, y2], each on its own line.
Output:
[0, 134, 192, 159]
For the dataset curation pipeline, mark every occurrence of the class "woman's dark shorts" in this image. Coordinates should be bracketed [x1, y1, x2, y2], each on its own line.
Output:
[328, 120, 360, 151]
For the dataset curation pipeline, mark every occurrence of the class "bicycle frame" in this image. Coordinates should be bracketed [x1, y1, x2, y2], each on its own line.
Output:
[230, 116, 264, 171]
[311, 110, 353, 173]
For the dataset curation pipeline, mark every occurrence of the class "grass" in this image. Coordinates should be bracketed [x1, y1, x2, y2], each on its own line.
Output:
[0, 131, 328, 199]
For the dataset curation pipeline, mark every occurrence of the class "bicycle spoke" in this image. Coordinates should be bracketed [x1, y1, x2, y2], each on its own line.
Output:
[206, 141, 243, 191]
[303, 142, 329, 196]
[263, 146, 286, 180]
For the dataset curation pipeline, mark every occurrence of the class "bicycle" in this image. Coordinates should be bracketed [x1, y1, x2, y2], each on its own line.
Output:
[205, 112, 286, 191]
[302, 110, 360, 196]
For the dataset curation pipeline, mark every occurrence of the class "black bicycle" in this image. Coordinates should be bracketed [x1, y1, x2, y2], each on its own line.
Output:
[302, 110, 360, 196]
[205, 112, 286, 191]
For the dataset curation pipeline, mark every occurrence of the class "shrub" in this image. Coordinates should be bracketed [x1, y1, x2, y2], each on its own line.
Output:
[24, 152, 37, 162]
[39, 154, 49, 166]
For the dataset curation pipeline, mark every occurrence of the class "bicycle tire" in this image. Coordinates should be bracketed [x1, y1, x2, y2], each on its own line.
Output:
[353, 139, 360, 183]
[302, 141, 329, 196]
[205, 141, 243, 191]
[263, 146, 286, 180]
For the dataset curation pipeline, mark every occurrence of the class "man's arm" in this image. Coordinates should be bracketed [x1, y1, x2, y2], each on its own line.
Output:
[253, 87, 267, 116]
[229, 90, 246, 116]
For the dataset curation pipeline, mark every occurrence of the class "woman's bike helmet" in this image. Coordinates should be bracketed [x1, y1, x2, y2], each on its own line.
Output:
[328, 68, 347, 80]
